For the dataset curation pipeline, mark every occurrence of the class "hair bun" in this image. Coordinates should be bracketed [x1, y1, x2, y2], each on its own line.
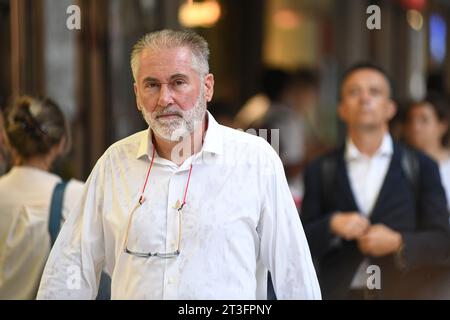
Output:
[6, 95, 69, 159]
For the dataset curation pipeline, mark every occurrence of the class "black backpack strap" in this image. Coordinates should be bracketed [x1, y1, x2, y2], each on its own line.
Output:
[49, 181, 68, 247]
[401, 146, 420, 201]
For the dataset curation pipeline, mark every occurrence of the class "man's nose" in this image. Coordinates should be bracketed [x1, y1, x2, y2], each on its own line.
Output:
[359, 91, 371, 106]
[157, 84, 174, 107]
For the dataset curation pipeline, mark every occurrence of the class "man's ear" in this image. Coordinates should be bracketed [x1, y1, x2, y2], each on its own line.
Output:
[134, 83, 142, 111]
[204, 73, 214, 103]
[438, 120, 449, 138]
[386, 99, 397, 121]
[337, 102, 346, 121]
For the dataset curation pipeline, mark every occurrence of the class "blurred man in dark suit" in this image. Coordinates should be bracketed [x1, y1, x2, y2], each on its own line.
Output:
[301, 62, 450, 299]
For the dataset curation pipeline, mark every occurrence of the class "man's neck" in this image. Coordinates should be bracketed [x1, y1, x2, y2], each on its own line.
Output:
[348, 125, 388, 157]
[153, 116, 207, 166]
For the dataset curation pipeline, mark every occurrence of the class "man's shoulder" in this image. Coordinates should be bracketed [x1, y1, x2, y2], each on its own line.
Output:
[219, 124, 283, 164]
[395, 142, 440, 172]
[102, 130, 147, 157]
[306, 147, 344, 172]
[108, 130, 147, 150]
[92, 130, 147, 169]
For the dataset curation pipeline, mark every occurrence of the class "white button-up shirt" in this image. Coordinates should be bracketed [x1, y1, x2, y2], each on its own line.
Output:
[37, 112, 321, 300]
[345, 133, 393, 288]
[0, 167, 84, 299]
[345, 133, 393, 216]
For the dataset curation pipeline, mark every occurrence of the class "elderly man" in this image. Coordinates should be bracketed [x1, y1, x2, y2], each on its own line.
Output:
[301, 62, 450, 299]
[37, 29, 321, 300]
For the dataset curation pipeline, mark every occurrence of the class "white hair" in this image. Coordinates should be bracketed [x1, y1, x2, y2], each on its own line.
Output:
[131, 29, 210, 81]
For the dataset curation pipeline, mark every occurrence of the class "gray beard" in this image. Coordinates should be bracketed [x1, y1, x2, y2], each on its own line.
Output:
[141, 90, 207, 142]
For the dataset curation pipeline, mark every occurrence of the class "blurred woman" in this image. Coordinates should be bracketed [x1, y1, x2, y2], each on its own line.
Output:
[405, 93, 450, 212]
[0, 96, 84, 299]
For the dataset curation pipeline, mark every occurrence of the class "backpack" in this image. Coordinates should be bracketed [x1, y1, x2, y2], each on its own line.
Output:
[48, 181, 68, 246]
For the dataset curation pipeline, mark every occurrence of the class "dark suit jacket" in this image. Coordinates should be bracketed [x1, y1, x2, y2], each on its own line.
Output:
[301, 142, 450, 299]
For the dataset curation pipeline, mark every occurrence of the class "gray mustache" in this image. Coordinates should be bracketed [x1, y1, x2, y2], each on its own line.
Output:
[155, 110, 183, 118]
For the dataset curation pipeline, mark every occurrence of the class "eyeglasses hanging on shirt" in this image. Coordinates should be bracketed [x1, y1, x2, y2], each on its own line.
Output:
[123, 144, 193, 258]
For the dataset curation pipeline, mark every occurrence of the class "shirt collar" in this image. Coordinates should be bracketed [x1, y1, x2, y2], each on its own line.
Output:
[201, 111, 224, 156]
[345, 133, 393, 161]
[136, 129, 152, 160]
[136, 111, 223, 160]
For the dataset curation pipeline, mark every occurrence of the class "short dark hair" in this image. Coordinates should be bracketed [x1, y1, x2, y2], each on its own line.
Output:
[5, 96, 70, 160]
[340, 62, 393, 99]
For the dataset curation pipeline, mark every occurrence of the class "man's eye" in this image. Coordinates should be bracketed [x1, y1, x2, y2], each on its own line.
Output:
[174, 80, 186, 86]
[145, 82, 159, 88]
[370, 88, 381, 96]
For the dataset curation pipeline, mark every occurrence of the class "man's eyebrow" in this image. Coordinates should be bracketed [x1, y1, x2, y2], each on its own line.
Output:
[142, 76, 159, 83]
[141, 74, 189, 83]
[169, 73, 189, 80]
[344, 84, 360, 91]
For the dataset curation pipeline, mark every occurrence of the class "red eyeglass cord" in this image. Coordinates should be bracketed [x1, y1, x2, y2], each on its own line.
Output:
[138, 145, 193, 210]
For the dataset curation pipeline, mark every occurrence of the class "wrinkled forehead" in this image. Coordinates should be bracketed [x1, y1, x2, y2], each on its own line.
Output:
[136, 46, 197, 79]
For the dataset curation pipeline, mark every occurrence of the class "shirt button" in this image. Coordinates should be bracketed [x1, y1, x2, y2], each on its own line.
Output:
[168, 277, 175, 285]
[173, 200, 181, 210]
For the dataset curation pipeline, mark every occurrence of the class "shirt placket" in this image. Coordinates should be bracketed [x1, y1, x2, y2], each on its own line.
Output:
[162, 168, 187, 299]
[366, 157, 378, 215]
[359, 158, 371, 216]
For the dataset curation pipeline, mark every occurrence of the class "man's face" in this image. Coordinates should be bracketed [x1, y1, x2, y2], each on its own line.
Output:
[338, 68, 396, 131]
[134, 46, 214, 141]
